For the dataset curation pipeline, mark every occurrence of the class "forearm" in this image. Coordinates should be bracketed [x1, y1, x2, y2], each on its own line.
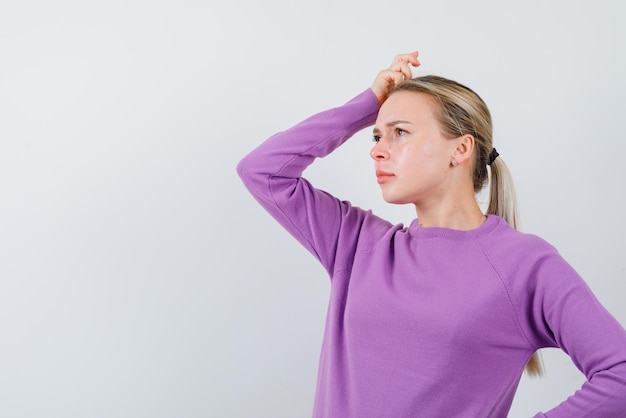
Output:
[535, 362, 626, 417]
[236, 89, 379, 200]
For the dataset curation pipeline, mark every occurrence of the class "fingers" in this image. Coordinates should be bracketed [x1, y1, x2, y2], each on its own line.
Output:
[370, 68, 408, 105]
[391, 51, 420, 67]
[391, 51, 420, 81]
[389, 61, 413, 82]
[379, 68, 405, 87]
[371, 51, 421, 105]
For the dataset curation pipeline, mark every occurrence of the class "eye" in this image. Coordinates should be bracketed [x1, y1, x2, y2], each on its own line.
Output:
[372, 135, 381, 143]
[395, 128, 407, 137]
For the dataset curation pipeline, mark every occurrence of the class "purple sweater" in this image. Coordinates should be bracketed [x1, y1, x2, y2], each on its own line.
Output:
[237, 89, 626, 417]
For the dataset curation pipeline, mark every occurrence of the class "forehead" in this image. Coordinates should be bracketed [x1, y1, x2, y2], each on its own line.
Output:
[376, 90, 439, 126]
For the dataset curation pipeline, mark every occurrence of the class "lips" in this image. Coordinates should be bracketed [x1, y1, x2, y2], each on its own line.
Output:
[375, 170, 394, 184]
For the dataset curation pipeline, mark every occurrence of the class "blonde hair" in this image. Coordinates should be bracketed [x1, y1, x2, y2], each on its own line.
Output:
[391, 76, 543, 377]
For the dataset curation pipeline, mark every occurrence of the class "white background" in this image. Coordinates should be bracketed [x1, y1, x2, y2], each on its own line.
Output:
[1, 0, 625, 417]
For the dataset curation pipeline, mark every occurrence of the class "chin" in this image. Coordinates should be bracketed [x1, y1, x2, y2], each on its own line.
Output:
[381, 193, 410, 205]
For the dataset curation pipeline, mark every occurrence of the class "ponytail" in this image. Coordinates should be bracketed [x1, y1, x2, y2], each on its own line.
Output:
[486, 158, 519, 229]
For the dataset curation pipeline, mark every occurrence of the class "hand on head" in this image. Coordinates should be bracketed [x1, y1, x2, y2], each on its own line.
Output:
[371, 51, 420, 105]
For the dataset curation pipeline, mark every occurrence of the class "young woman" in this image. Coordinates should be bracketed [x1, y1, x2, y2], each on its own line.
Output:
[237, 52, 626, 417]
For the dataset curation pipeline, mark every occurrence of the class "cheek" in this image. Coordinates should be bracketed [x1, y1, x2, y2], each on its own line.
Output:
[401, 143, 434, 167]
[399, 143, 449, 178]
[421, 138, 454, 165]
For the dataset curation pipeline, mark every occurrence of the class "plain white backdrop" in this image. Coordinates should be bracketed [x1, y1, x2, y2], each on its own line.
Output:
[1, 0, 624, 417]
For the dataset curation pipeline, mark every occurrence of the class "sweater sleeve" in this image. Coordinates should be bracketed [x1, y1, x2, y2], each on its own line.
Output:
[236, 89, 386, 275]
[528, 249, 626, 417]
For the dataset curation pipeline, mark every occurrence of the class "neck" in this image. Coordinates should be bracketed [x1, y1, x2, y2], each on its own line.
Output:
[415, 197, 485, 231]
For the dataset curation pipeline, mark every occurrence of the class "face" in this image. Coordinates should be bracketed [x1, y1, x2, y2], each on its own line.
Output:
[371, 91, 458, 206]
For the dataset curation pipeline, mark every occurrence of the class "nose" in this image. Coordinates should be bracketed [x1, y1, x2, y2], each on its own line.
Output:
[370, 140, 390, 161]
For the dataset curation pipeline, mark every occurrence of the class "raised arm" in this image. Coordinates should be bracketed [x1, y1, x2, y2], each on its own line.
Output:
[236, 89, 379, 274]
[237, 54, 421, 275]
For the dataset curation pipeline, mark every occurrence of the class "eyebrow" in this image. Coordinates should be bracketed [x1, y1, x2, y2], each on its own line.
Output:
[372, 120, 413, 133]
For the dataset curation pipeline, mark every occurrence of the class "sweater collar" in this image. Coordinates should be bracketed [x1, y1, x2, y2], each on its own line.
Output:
[407, 214, 503, 240]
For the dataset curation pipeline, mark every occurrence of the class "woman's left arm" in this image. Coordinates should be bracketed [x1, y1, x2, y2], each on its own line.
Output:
[530, 252, 626, 417]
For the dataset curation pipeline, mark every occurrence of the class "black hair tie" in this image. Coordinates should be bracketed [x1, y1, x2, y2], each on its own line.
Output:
[487, 148, 499, 166]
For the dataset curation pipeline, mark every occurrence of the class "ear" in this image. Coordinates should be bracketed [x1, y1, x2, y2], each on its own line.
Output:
[452, 134, 475, 165]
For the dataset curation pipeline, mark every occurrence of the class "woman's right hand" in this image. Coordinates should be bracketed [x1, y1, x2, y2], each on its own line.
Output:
[371, 51, 420, 105]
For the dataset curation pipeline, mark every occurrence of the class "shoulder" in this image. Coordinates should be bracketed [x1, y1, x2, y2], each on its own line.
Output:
[349, 206, 401, 249]
[340, 204, 416, 254]
[327, 203, 402, 272]
[478, 216, 562, 278]
[482, 216, 556, 253]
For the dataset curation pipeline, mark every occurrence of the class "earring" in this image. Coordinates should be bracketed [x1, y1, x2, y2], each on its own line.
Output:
[451, 160, 458, 166]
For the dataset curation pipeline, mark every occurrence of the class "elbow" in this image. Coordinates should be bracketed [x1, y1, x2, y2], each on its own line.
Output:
[236, 151, 272, 199]
[609, 360, 626, 387]
[596, 361, 626, 409]
[236, 152, 257, 186]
